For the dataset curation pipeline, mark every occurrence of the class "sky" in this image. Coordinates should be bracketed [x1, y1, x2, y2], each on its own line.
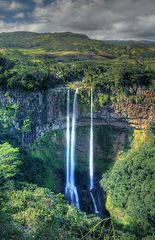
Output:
[0, 0, 155, 40]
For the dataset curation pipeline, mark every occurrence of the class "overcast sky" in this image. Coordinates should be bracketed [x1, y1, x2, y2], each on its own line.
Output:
[0, 0, 155, 40]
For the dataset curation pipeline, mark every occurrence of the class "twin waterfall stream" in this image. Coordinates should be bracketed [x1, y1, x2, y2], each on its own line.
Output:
[65, 89, 99, 213]
[65, 89, 79, 209]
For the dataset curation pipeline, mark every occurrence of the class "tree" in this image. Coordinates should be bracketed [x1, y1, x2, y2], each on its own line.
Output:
[119, 63, 152, 94]
[0, 143, 20, 183]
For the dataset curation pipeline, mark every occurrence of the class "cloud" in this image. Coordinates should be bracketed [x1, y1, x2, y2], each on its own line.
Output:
[31, 0, 155, 39]
[0, 20, 44, 32]
[8, 1, 23, 10]
[0, 0, 27, 11]
[0, 0, 8, 8]
[33, 0, 44, 5]
[14, 12, 25, 19]
[0, 0, 8, 11]
[0, 0, 155, 40]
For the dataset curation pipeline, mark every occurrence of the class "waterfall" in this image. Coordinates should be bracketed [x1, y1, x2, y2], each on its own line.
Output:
[65, 88, 100, 212]
[89, 88, 94, 190]
[90, 191, 99, 214]
[66, 90, 70, 194]
[70, 89, 79, 208]
[89, 89, 99, 214]
[65, 89, 79, 209]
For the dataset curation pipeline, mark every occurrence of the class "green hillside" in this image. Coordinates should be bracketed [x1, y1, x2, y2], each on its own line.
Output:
[0, 31, 155, 59]
[0, 31, 102, 52]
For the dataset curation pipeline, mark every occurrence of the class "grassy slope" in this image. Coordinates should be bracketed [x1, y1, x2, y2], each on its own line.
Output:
[0, 31, 155, 57]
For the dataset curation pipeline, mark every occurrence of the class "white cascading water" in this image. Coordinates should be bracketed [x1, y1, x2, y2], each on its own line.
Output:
[89, 89, 99, 214]
[65, 89, 80, 209]
[65, 90, 70, 196]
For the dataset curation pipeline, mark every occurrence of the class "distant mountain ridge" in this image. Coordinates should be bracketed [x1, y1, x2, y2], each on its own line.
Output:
[0, 31, 154, 52]
[0, 31, 101, 51]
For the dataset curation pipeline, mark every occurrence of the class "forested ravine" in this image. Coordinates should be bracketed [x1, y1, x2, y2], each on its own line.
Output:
[0, 87, 154, 240]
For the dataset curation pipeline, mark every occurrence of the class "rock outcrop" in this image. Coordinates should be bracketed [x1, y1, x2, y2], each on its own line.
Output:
[0, 88, 154, 145]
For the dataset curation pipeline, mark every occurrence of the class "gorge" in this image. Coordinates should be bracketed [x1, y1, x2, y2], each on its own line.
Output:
[0, 87, 154, 214]
[0, 85, 154, 239]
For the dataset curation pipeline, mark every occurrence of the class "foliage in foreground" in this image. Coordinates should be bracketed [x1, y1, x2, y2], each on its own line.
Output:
[0, 182, 113, 240]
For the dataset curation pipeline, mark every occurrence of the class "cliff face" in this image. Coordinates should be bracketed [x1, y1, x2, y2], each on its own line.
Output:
[0, 88, 154, 145]
[0, 88, 154, 213]
[113, 92, 154, 130]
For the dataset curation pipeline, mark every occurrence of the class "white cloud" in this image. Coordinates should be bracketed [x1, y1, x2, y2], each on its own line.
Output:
[14, 12, 25, 19]
[8, 1, 23, 11]
[0, 20, 44, 32]
[0, 1, 27, 11]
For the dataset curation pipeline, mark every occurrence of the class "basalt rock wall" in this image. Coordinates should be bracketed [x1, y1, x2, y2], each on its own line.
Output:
[0, 88, 154, 145]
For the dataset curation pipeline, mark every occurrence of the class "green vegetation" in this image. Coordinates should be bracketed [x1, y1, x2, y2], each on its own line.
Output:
[0, 32, 155, 58]
[0, 143, 20, 183]
[0, 93, 20, 144]
[0, 32, 100, 51]
[1, 182, 110, 240]
[101, 130, 155, 238]
[0, 99, 115, 240]
[30, 131, 65, 191]
[0, 98, 106, 240]
[0, 31, 155, 93]
[0, 98, 139, 239]
[27, 125, 128, 194]
[119, 63, 152, 94]
[0, 53, 63, 90]
[0, 50, 154, 94]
